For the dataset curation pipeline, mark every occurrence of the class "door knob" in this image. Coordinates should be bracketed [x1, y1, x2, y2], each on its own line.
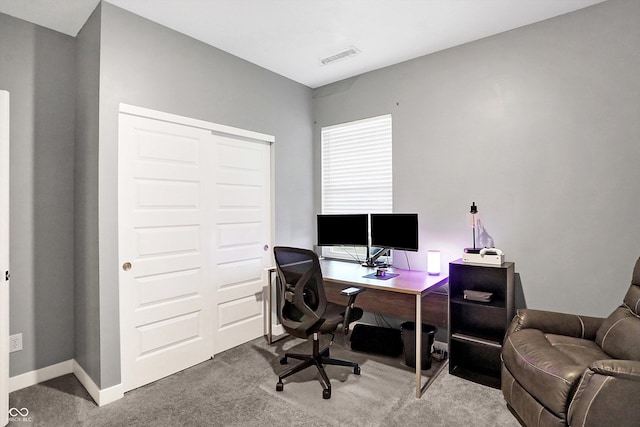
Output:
[263, 245, 269, 252]
[122, 262, 132, 271]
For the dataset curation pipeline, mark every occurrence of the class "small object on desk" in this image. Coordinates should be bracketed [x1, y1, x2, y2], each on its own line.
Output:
[362, 272, 399, 280]
[463, 289, 493, 302]
[375, 269, 385, 277]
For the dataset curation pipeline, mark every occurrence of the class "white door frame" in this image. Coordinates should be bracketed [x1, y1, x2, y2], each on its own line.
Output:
[119, 104, 275, 144]
[1, 90, 10, 427]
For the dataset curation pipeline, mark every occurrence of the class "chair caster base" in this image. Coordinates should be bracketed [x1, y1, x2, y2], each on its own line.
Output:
[354, 366, 361, 375]
[322, 388, 331, 399]
[276, 382, 284, 392]
[280, 357, 287, 365]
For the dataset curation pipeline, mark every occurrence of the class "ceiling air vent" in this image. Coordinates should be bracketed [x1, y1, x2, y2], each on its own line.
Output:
[320, 46, 360, 66]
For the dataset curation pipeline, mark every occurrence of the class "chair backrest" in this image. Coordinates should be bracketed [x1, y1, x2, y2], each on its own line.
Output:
[628, 256, 640, 315]
[273, 247, 328, 339]
[595, 256, 640, 360]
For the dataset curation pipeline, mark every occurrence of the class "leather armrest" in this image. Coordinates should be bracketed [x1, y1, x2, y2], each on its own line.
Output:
[506, 309, 604, 340]
[568, 360, 640, 427]
[588, 359, 640, 381]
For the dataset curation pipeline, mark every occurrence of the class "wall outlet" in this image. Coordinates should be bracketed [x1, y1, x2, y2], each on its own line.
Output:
[9, 333, 22, 353]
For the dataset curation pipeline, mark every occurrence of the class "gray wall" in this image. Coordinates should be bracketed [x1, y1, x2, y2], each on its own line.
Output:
[0, 13, 76, 376]
[313, 0, 640, 317]
[74, 4, 102, 384]
[88, 2, 314, 387]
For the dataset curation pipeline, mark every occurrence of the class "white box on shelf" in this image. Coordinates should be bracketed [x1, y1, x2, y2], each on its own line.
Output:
[462, 251, 504, 266]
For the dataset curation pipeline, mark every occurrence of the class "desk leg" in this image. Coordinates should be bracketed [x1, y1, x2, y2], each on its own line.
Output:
[415, 294, 422, 398]
[267, 270, 274, 344]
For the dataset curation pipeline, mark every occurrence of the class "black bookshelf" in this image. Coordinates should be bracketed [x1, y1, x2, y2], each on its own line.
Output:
[448, 259, 514, 388]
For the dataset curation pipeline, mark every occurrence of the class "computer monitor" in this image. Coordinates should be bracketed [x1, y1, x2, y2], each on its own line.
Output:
[370, 213, 419, 252]
[316, 214, 369, 247]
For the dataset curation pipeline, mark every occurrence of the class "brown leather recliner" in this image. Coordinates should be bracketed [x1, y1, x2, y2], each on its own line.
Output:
[501, 257, 640, 427]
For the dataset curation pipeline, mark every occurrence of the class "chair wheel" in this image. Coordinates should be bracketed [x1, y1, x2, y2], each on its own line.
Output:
[354, 366, 361, 375]
[280, 357, 288, 365]
[323, 388, 331, 399]
[276, 382, 284, 392]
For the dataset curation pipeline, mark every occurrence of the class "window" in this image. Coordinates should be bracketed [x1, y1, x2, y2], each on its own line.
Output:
[320, 114, 392, 260]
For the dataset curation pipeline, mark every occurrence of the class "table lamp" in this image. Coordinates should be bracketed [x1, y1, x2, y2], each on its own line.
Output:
[427, 250, 441, 275]
[469, 202, 478, 250]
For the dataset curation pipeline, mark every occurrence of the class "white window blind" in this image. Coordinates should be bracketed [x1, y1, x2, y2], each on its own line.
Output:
[321, 114, 392, 215]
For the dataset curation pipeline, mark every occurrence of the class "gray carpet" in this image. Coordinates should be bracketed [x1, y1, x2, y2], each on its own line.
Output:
[259, 336, 446, 425]
[8, 334, 519, 426]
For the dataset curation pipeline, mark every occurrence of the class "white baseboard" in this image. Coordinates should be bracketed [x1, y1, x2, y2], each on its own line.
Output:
[9, 360, 124, 407]
[72, 361, 123, 406]
[9, 359, 74, 392]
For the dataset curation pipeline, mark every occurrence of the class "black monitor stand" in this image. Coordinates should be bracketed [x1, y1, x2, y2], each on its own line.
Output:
[362, 247, 389, 267]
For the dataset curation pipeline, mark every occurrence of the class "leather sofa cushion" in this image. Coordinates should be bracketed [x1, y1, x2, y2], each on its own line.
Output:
[545, 334, 610, 366]
[595, 305, 640, 360]
[503, 329, 608, 417]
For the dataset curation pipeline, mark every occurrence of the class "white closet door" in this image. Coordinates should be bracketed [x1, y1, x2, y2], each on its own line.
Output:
[118, 105, 273, 391]
[1, 90, 10, 427]
[212, 134, 271, 354]
[118, 114, 215, 392]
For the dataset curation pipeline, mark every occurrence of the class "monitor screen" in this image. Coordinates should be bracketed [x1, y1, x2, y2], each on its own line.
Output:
[370, 213, 419, 251]
[316, 214, 369, 247]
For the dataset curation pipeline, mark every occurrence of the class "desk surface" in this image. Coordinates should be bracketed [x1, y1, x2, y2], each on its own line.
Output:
[320, 258, 448, 296]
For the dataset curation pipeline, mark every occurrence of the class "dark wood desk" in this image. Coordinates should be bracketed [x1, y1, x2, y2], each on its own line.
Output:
[266, 259, 449, 398]
[321, 261, 448, 330]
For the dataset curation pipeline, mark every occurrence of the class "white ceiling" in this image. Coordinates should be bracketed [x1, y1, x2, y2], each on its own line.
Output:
[0, 0, 607, 88]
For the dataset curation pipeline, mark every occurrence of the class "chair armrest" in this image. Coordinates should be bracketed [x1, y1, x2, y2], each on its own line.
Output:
[340, 286, 365, 297]
[568, 360, 640, 427]
[506, 309, 604, 340]
[588, 359, 640, 381]
[341, 287, 365, 334]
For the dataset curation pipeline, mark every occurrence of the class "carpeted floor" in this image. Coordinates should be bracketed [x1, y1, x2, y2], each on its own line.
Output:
[8, 334, 520, 426]
[259, 337, 446, 425]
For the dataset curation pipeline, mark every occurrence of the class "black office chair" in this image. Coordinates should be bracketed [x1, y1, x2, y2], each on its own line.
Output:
[273, 246, 364, 399]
